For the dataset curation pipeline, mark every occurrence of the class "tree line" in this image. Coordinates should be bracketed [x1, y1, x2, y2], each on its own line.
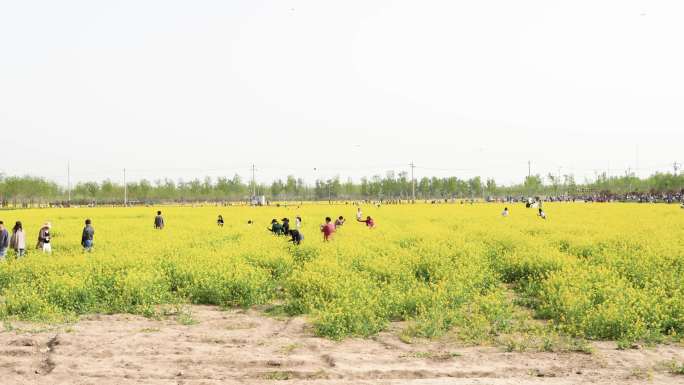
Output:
[0, 170, 683, 206]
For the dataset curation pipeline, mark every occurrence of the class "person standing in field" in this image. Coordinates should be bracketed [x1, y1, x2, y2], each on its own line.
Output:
[0, 221, 9, 260]
[320, 217, 335, 241]
[282, 218, 290, 234]
[357, 216, 376, 228]
[335, 216, 346, 227]
[502, 207, 509, 217]
[81, 219, 95, 252]
[10, 221, 26, 257]
[295, 216, 302, 230]
[356, 207, 363, 221]
[36, 222, 52, 253]
[217, 215, 224, 227]
[154, 211, 165, 229]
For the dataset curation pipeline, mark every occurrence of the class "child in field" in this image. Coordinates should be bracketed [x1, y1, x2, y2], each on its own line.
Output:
[10, 221, 26, 257]
[356, 208, 363, 221]
[154, 211, 165, 229]
[335, 216, 345, 227]
[320, 217, 335, 241]
[295, 216, 302, 230]
[282, 218, 290, 234]
[217, 215, 224, 227]
[37, 222, 52, 253]
[502, 207, 509, 217]
[538, 208, 546, 219]
[358, 216, 376, 228]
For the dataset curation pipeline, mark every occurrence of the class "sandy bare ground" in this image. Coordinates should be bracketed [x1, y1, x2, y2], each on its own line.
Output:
[1, 306, 684, 385]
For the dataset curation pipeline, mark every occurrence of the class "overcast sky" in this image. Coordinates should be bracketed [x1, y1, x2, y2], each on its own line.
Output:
[1, 0, 682, 186]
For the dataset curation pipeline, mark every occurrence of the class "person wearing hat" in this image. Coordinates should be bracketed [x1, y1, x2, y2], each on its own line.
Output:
[268, 219, 284, 235]
[37, 222, 52, 253]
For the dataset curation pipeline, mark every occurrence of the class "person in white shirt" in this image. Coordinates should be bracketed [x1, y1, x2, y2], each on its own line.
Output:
[37, 222, 52, 253]
[356, 207, 363, 221]
[501, 207, 509, 217]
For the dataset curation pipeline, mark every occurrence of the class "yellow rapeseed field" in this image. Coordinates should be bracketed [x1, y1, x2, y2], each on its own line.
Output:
[0, 203, 683, 345]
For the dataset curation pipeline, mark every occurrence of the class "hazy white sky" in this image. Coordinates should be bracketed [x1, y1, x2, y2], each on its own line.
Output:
[1, 0, 682, 186]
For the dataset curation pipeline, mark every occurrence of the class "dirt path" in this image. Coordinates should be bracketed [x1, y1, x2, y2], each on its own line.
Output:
[1, 306, 683, 385]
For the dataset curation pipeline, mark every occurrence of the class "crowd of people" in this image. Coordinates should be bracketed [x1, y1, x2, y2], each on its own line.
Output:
[0, 209, 171, 259]
[0, 219, 94, 260]
[0, 199, 585, 260]
[7, 196, 682, 260]
[264, 207, 376, 245]
[501, 203, 547, 220]
[501, 192, 684, 204]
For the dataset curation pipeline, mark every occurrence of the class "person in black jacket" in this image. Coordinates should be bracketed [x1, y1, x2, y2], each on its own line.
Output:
[268, 219, 284, 235]
[288, 229, 303, 245]
[154, 211, 165, 229]
[81, 219, 95, 252]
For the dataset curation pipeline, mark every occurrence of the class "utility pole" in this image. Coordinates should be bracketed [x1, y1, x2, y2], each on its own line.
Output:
[123, 168, 127, 206]
[635, 145, 640, 178]
[528, 160, 531, 178]
[410, 162, 416, 202]
[67, 162, 71, 205]
[251, 164, 256, 197]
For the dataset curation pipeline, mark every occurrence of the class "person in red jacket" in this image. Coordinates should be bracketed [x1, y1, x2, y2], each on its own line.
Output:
[358, 216, 375, 228]
[320, 217, 335, 241]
